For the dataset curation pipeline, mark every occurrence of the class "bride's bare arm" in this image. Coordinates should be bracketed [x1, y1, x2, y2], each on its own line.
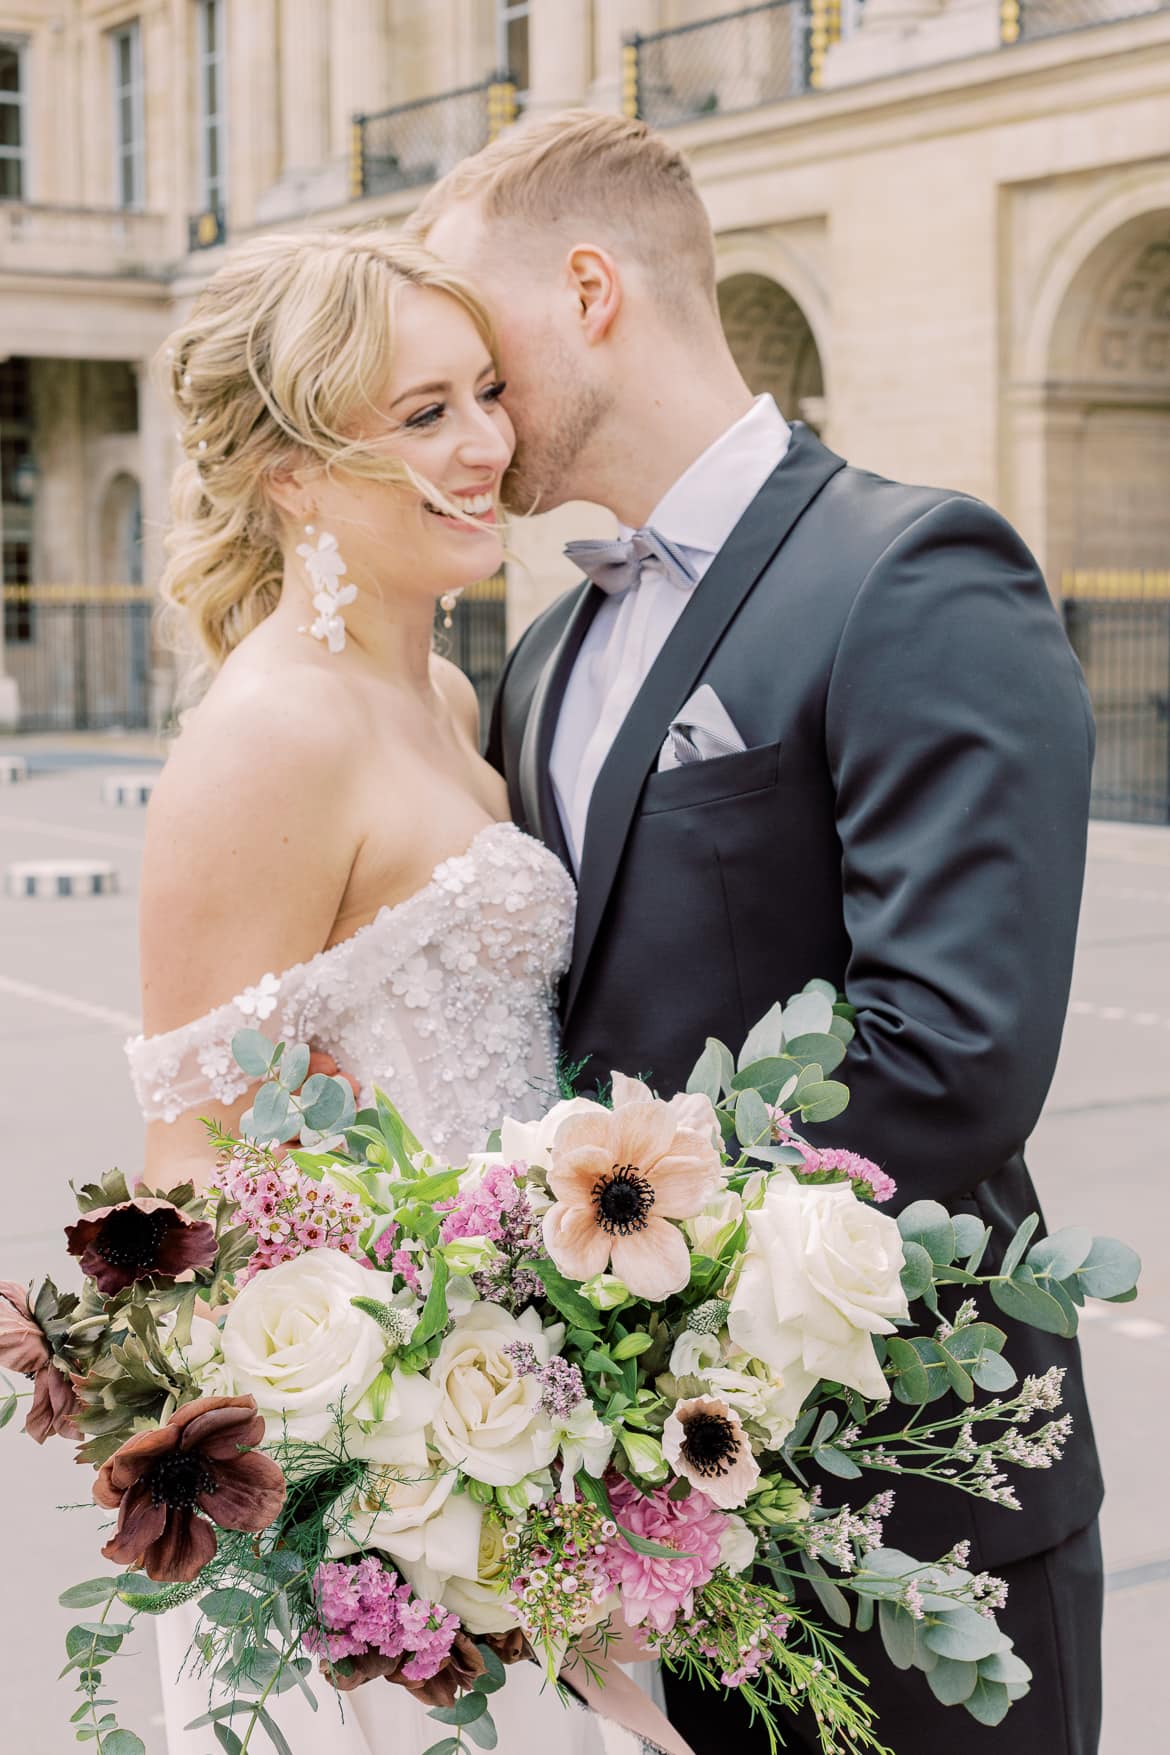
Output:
[138, 681, 360, 1190]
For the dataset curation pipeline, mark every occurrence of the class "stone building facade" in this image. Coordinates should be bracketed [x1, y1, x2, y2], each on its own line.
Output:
[1, 0, 1167, 807]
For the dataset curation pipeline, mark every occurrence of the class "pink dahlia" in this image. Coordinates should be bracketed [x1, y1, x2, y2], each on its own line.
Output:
[600, 1476, 726, 1634]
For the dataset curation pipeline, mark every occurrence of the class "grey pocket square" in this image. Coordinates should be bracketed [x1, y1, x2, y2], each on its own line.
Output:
[657, 684, 747, 772]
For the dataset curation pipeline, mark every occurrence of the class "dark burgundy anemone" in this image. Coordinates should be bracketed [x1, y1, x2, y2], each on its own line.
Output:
[323, 1628, 532, 1706]
[94, 1395, 285, 1582]
[65, 1198, 217, 1296]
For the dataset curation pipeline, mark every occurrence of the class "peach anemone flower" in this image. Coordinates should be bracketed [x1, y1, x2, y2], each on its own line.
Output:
[543, 1076, 722, 1301]
[662, 1393, 761, 1510]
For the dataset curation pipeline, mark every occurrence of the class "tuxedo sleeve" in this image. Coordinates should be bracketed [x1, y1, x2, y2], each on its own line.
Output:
[814, 495, 1094, 1203]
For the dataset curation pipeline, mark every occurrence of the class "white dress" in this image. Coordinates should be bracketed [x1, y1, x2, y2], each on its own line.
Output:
[126, 821, 663, 1755]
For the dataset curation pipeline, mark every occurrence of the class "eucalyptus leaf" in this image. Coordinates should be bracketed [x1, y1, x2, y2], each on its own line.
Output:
[429, 1692, 488, 1727]
[214, 1728, 244, 1755]
[885, 1336, 930, 1403]
[251, 1080, 292, 1140]
[952, 1214, 990, 1270]
[899, 1240, 935, 1304]
[781, 991, 834, 1039]
[59, 1579, 120, 1610]
[730, 1056, 802, 1105]
[979, 1648, 1031, 1686]
[924, 1605, 1007, 1663]
[735, 1087, 773, 1150]
[1027, 1227, 1093, 1284]
[971, 1352, 1017, 1393]
[738, 1005, 786, 1068]
[813, 1444, 862, 1479]
[299, 1075, 348, 1134]
[795, 1080, 850, 1125]
[463, 1710, 499, 1749]
[990, 1266, 1076, 1337]
[898, 1201, 956, 1268]
[1000, 1213, 1041, 1280]
[800, 1553, 851, 1628]
[783, 1032, 847, 1075]
[280, 1043, 311, 1094]
[926, 1656, 978, 1706]
[964, 1678, 1012, 1727]
[877, 1600, 916, 1670]
[256, 1707, 295, 1755]
[1075, 1236, 1141, 1301]
[231, 1029, 276, 1079]
[421, 1741, 463, 1755]
[102, 1736, 146, 1755]
[687, 1038, 733, 1104]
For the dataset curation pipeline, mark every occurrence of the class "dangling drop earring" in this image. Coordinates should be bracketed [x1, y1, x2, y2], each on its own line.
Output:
[439, 589, 462, 632]
[296, 523, 358, 654]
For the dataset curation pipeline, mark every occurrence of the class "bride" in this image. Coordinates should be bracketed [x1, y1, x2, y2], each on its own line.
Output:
[125, 230, 659, 1754]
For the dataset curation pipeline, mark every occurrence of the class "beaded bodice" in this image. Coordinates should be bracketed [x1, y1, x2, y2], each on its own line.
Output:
[125, 823, 577, 1162]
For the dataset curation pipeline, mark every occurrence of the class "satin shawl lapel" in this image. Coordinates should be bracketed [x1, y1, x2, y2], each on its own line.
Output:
[517, 581, 605, 868]
[564, 424, 846, 1022]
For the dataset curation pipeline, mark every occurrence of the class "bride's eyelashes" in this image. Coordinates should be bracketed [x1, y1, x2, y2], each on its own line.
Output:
[402, 381, 508, 433]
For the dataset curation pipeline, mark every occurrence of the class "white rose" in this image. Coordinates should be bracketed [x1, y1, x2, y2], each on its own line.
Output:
[497, 1097, 608, 1171]
[684, 1189, 744, 1257]
[393, 1495, 521, 1636]
[728, 1180, 908, 1402]
[221, 1250, 392, 1441]
[428, 1304, 563, 1487]
[327, 1431, 455, 1558]
[719, 1514, 758, 1575]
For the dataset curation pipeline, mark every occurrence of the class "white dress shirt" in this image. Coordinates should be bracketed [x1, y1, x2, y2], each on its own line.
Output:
[549, 394, 792, 870]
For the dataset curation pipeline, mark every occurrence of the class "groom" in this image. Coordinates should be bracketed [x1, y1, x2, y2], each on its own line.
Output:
[413, 112, 1103, 1754]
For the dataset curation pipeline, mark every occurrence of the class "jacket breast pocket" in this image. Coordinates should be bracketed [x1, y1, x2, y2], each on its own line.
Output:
[639, 739, 783, 816]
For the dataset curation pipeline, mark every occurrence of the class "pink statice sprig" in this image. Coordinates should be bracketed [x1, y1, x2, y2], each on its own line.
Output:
[307, 1555, 458, 1682]
[767, 1109, 896, 1203]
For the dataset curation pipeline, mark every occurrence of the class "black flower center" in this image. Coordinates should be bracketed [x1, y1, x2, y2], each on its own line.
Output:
[149, 1453, 217, 1510]
[96, 1207, 172, 1270]
[592, 1165, 655, 1236]
[681, 1413, 739, 1477]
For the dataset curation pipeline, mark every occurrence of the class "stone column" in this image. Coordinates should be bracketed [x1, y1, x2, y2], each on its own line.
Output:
[0, 474, 15, 730]
[330, 0, 392, 161]
[229, 0, 282, 229]
[527, 0, 592, 117]
[135, 359, 178, 728]
[590, 1, 663, 114]
[280, 0, 331, 176]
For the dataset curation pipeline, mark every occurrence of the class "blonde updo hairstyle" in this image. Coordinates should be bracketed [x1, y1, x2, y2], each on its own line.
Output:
[157, 229, 497, 689]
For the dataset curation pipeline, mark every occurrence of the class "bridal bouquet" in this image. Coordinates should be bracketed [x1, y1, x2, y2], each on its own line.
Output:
[0, 984, 1141, 1755]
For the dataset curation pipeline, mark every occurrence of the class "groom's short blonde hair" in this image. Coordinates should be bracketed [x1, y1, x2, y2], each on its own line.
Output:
[409, 110, 718, 315]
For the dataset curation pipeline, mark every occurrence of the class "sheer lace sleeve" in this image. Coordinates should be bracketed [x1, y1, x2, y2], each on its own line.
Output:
[125, 972, 291, 1123]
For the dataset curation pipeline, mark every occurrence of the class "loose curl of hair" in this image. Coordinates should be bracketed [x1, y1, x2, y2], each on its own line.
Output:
[157, 229, 497, 697]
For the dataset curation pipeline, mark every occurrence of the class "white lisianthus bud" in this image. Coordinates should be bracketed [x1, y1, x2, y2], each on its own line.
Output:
[669, 1329, 722, 1378]
[684, 1190, 744, 1258]
[439, 1236, 501, 1276]
[579, 1273, 631, 1311]
[621, 1431, 669, 1484]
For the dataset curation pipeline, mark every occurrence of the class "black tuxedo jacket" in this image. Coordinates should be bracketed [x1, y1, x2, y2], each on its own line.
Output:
[487, 424, 1102, 1568]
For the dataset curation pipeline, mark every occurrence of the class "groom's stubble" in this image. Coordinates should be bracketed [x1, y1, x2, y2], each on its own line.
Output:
[499, 329, 616, 517]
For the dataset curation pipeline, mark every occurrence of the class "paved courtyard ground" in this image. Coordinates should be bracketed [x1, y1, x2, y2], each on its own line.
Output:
[0, 740, 1165, 1753]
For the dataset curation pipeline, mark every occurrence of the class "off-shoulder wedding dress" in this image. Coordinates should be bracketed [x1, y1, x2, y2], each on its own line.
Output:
[127, 821, 662, 1755]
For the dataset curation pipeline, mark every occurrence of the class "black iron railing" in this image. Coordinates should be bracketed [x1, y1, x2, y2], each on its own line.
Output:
[2, 586, 154, 732]
[434, 575, 508, 732]
[1062, 571, 1170, 825]
[351, 77, 518, 201]
[625, 0, 839, 126]
[1004, 0, 1169, 42]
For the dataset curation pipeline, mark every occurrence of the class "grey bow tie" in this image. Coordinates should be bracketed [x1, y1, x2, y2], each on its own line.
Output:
[563, 527, 699, 596]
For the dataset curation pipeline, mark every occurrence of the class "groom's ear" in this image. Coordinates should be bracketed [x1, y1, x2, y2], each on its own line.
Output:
[565, 244, 622, 344]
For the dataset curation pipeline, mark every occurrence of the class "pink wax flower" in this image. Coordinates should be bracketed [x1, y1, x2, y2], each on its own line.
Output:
[212, 1156, 364, 1281]
[600, 1476, 726, 1634]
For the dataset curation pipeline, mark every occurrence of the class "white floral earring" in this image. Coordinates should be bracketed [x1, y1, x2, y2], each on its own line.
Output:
[296, 525, 358, 654]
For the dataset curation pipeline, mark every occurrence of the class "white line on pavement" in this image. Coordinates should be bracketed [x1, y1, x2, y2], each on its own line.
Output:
[0, 974, 139, 1033]
[0, 811, 143, 851]
[1088, 886, 1170, 906]
[1068, 999, 1170, 1030]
